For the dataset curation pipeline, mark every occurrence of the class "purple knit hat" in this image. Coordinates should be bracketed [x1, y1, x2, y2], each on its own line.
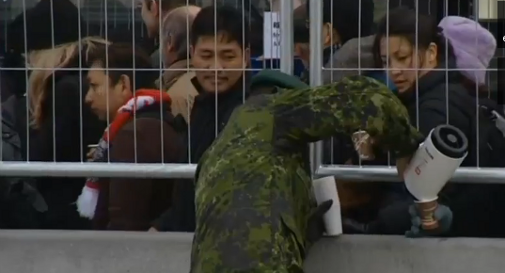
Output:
[439, 16, 496, 85]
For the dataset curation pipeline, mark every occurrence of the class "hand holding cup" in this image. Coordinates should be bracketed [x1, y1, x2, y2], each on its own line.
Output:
[351, 131, 375, 161]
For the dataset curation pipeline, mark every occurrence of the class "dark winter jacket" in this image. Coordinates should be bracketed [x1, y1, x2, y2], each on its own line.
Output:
[153, 74, 251, 232]
[31, 71, 106, 230]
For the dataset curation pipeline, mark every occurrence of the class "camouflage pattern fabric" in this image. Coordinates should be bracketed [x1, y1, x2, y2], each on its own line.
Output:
[190, 75, 424, 273]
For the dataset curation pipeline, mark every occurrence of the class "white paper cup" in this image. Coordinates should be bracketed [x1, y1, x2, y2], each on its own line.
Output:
[312, 176, 342, 236]
[352, 131, 375, 161]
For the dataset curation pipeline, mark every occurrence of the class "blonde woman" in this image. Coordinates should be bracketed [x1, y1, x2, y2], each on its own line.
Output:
[27, 37, 108, 230]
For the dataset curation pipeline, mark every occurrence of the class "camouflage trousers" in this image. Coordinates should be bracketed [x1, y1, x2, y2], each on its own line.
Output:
[189, 211, 305, 273]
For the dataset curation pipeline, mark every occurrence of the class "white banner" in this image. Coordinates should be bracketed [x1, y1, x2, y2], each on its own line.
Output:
[263, 12, 281, 59]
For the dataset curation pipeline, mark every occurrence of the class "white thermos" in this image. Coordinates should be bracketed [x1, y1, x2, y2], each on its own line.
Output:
[403, 124, 468, 230]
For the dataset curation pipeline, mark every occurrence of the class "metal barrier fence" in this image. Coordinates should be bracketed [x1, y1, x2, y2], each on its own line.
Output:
[0, 0, 504, 184]
[2, 2, 505, 273]
[307, 0, 505, 183]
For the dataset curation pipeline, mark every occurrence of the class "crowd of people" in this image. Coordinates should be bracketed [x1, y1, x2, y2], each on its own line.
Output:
[0, 0, 504, 252]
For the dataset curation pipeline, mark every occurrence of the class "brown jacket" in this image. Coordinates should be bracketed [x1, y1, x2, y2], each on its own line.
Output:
[157, 59, 198, 123]
[93, 116, 184, 231]
[158, 59, 193, 89]
[167, 71, 198, 123]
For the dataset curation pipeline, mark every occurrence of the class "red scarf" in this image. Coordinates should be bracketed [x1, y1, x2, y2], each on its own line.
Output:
[76, 89, 171, 219]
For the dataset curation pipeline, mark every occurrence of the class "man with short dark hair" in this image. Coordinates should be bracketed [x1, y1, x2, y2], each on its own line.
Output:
[190, 5, 250, 94]
[188, 4, 250, 160]
[77, 43, 185, 230]
[150, 5, 251, 232]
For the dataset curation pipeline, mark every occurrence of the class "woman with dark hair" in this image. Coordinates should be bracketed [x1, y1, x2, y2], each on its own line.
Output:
[342, 8, 503, 238]
[372, 9, 497, 144]
[372, 9, 496, 97]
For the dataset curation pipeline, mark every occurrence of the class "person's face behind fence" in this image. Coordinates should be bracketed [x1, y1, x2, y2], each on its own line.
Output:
[294, 23, 335, 68]
[85, 63, 133, 121]
[379, 36, 438, 94]
[191, 33, 249, 93]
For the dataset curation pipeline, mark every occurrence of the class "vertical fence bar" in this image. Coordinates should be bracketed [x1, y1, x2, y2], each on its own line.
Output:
[473, 0, 479, 19]
[308, 0, 323, 175]
[279, 0, 294, 74]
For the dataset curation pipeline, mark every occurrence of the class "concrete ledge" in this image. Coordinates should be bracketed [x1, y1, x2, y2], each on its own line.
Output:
[1, 231, 504, 273]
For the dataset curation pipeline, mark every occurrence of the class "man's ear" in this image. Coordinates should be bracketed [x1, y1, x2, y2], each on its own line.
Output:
[189, 45, 194, 58]
[165, 40, 173, 55]
[119, 74, 132, 93]
[426, 42, 438, 64]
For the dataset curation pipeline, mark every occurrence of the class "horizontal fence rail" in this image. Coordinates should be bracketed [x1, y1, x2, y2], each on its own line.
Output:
[0, 161, 504, 184]
[0, 162, 197, 179]
[316, 165, 505, 184]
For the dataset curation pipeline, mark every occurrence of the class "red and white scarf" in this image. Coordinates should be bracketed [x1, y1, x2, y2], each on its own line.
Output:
[76, 89, 171, 219]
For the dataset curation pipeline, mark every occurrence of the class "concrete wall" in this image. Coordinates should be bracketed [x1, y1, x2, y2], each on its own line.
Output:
[1, 230, 505, 273]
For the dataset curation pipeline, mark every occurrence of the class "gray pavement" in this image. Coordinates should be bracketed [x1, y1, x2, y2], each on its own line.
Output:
[0, 230, 504, 273]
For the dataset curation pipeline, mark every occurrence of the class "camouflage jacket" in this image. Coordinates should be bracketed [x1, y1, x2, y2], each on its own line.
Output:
[190, 75, 424, 273]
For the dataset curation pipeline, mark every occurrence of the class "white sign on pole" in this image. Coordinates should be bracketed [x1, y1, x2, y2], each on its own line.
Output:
[263, 12, 281, 59]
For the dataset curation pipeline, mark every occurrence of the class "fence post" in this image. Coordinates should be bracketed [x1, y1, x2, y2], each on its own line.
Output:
[279, 0, 294, 74]
[308, 0, 323, 175]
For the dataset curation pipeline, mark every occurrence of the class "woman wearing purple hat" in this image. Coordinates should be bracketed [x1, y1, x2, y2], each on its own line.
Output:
[438, 16, 497, 94]
[343, 7, 505, 239]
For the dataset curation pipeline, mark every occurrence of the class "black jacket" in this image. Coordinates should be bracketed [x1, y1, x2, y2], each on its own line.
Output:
[399, 71, 470, 162]
[188, 77, 250, 163]
[0, 53, 27, 101]
[0, 95, 47, 229]
[372, 62, 505, 237]
[153, 75, 250, 232]
[31, 71, 106, 230]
